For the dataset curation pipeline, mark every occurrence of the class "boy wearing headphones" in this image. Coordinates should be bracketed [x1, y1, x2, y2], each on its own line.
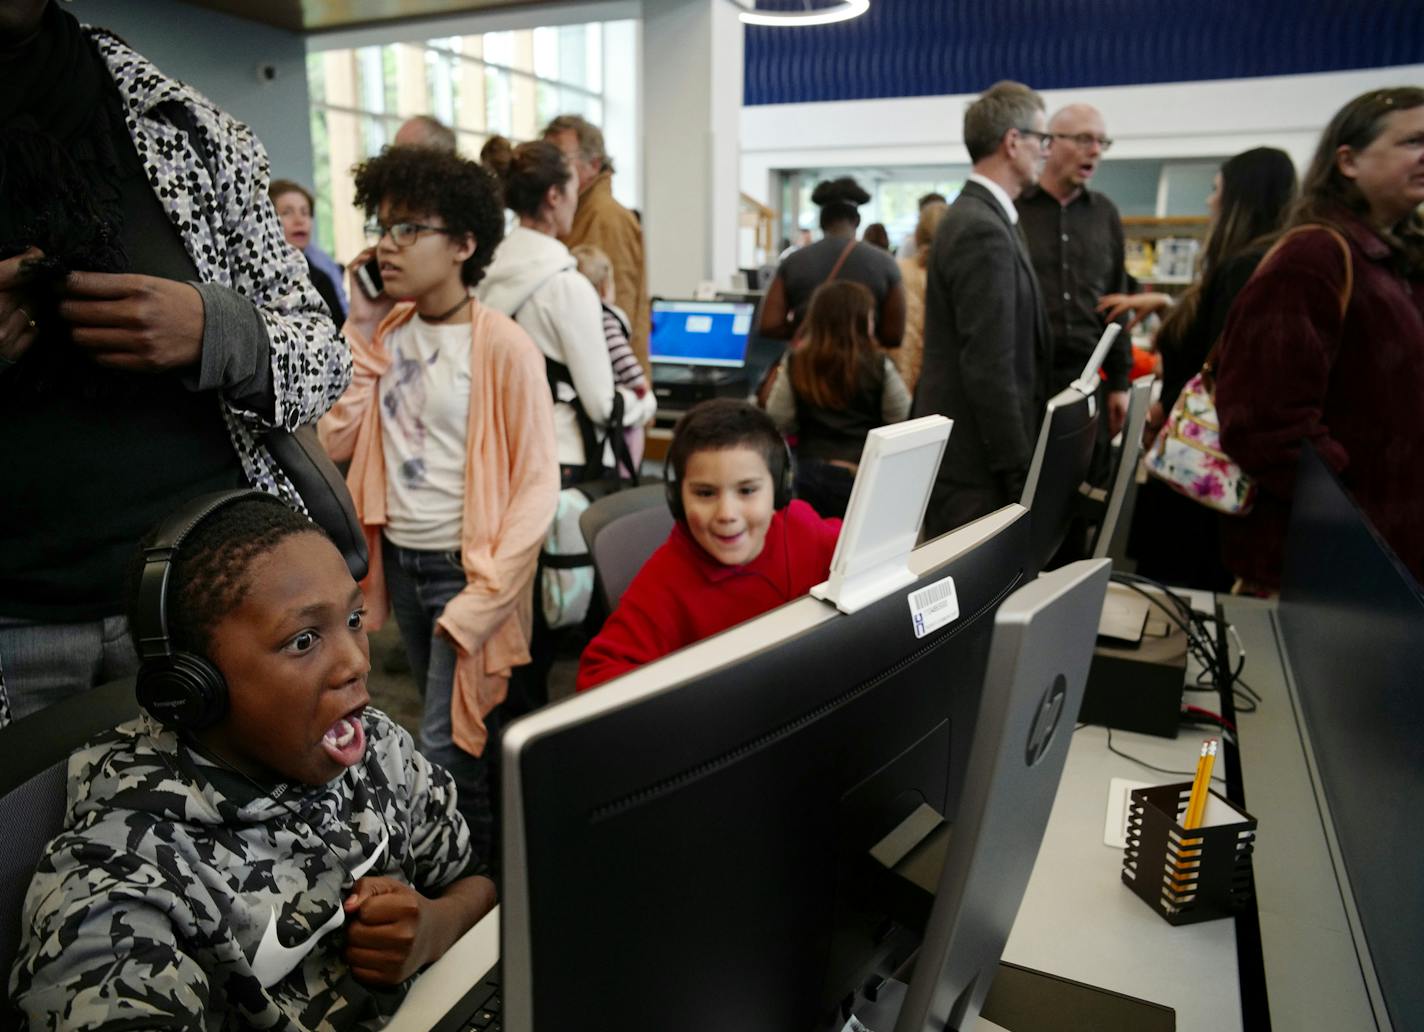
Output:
[10, 492, 495, 1030]
[576, 399, 842, 691]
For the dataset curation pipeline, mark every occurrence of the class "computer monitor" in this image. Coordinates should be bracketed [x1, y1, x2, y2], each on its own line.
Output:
[1279, 442, 1424, 1031]
[501, 505, 1031, 1031]
[649, 298, 756, 369]
[855, 559, 1112, 1031]
[1020, 385, 1098, 575]
[1087, 375, 1153, 560]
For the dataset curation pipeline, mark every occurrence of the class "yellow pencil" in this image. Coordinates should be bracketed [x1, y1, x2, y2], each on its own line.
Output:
[1185, 739, 1218, 830]
[1182, 740, 1209, 828]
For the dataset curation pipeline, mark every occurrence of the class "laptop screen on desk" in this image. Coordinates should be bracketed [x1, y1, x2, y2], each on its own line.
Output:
[649, 299, 755, 368]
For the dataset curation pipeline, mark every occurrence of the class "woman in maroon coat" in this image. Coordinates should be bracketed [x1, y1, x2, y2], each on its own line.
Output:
[1215, 87, 1424, 591]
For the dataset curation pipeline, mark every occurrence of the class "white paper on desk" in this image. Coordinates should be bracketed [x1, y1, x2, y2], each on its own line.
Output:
[1105, 778, 1153, 848]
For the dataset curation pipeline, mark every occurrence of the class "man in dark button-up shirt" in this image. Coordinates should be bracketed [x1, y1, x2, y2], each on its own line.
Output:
[1017, 103, 1131, 437]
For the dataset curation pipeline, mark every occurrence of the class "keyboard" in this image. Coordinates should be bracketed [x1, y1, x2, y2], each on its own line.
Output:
[428, 962, 501, 1032]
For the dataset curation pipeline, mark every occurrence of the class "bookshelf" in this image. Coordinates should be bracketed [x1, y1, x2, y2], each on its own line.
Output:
[1122, 215, 1210, 289]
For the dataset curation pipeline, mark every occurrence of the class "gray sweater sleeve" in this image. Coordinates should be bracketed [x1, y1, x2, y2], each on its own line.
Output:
[187, 281, 275, 419]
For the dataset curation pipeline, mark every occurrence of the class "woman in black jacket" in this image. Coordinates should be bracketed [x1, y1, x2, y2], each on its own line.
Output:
[1102, 147, 1297, 589]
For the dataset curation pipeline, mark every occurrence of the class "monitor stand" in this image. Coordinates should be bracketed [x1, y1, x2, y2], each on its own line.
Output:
[847, 822, 1175, 1032]
[849, 964, 1177, 1031]
[650, 365, 751, 408]
[651, 364, 746, 386]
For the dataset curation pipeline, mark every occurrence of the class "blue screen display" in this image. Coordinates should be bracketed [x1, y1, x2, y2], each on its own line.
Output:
[649, 301, 756, 368]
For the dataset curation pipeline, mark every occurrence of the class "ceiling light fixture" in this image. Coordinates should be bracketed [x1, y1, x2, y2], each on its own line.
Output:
[736, 0, 870, 28]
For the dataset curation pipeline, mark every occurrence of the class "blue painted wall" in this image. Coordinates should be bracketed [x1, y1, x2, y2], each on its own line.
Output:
[745, 0, 1424, 106]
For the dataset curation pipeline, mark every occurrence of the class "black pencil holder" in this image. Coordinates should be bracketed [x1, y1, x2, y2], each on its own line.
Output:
[1120, 782, 1257, 926]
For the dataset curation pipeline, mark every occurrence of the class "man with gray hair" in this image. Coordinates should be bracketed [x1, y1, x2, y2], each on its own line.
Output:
[1017, 103, 1130, 450]
[911, 80, 1053, 537]
[394, 114, 457, 152]
[543, 114, 649, 368]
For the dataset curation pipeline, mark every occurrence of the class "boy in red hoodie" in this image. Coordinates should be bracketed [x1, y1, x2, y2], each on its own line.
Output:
[577, 399, 842, 691]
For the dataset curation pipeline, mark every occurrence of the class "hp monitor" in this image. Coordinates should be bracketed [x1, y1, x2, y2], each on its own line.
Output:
[854, 559, 1112, 1030]
[501, 505, 1031, 1031]
[649, 298, 756, 370]
[1087, 375, 1154, 560]
[1020, 385, 1098, 575]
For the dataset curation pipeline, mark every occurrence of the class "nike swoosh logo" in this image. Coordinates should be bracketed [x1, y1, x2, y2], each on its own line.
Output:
[249, 830, 389, 988]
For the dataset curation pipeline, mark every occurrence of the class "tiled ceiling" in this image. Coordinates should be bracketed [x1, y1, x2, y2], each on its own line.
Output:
[177, 0, 536, 33]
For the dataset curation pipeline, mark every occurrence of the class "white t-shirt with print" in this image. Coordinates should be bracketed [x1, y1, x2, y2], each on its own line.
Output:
[379, 318, 472, 551]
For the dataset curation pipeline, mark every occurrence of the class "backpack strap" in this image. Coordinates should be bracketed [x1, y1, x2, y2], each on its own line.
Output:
[545, 357, 607, 483]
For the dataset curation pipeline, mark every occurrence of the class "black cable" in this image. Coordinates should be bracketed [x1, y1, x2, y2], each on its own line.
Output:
[1113, 571, 1199, 627]
[1105, 727, 1226, 781]
[1113, 572, 1219, 651]
[1109, 572, 1265, 720]
[1111, 575, 1221, 672]
[1111, 577, 1204, 645]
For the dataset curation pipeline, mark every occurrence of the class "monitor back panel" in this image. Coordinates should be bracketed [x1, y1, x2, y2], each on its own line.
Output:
[507, 512, 1029, 1031]
[1279, 443, 1424, 1032]
[1022, 388, 1096, 574]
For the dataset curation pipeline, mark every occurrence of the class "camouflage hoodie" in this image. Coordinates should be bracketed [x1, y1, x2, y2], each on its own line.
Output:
[9, 709, 475, 1030]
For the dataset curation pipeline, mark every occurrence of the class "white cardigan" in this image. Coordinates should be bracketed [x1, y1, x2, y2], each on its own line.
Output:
[477, 226, 655, 467]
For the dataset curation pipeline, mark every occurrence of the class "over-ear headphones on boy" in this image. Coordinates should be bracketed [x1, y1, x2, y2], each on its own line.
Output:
[663, 437, 795, 523]
[133, 489, 291, 731]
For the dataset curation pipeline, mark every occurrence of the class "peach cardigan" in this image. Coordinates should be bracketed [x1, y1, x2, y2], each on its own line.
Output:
[319, 300, 558, 756]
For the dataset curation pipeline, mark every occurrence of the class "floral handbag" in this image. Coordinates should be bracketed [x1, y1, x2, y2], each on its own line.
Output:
[1143, 224, 1353, 517]
[1143, 370, 1256, 514]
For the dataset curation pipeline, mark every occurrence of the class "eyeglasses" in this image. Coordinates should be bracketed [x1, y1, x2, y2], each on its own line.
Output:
[1014, 127, 1053, 147]
[1050, 132, 1114, 151]
[364, 220, 453, 247]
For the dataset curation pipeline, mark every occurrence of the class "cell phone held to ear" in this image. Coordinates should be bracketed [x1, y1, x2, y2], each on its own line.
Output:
[354, 256, 383, 300]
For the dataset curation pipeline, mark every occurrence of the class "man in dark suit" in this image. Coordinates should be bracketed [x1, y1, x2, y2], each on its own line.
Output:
[912, 80, 1053, 538]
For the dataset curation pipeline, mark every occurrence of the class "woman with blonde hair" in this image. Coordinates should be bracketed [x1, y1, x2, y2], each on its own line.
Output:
[763, 281, 911, 517]
[893, 198, 948, 394]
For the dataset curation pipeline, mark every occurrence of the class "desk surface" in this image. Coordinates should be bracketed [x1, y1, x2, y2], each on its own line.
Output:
[1002, 720, 1241, 1028]
[390, 594, 1376, 1032]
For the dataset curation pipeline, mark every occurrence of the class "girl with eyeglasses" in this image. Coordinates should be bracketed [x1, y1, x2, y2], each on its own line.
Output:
[318, 145, 559, 871]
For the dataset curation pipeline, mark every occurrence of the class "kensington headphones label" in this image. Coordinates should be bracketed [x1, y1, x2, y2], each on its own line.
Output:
[908, 576, 959, 638]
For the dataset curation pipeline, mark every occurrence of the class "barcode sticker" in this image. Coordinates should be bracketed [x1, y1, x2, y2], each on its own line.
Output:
[908, 576, 959, 638]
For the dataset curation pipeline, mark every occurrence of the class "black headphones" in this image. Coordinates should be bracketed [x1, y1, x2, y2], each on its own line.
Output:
[664, 437, 795, 522]
[133, 489, 291, 731]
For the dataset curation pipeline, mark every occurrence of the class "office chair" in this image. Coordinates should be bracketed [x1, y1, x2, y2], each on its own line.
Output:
[577, 483, 674, 611]
[0, 677, 140, 1006]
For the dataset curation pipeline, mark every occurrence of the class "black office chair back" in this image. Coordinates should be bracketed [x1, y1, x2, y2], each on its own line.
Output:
[0, 677, 139, 1015]
[577, 484, 675, 612]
